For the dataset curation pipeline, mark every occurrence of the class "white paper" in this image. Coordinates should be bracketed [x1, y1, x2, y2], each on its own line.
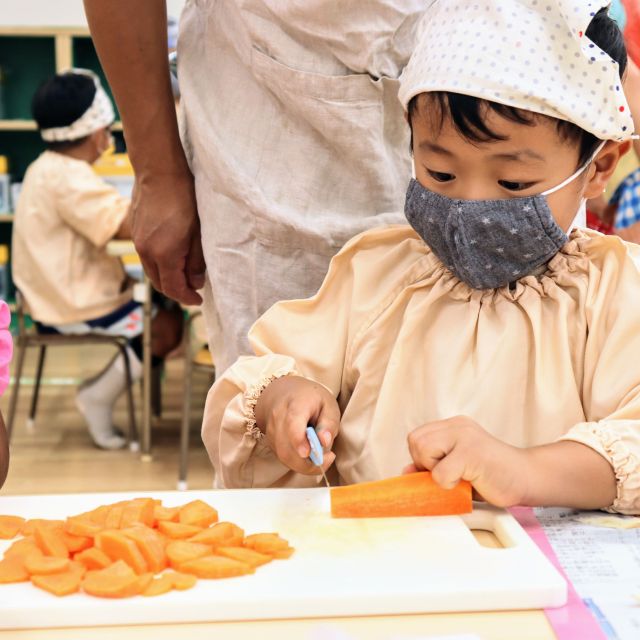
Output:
[535, 508, 640, 640]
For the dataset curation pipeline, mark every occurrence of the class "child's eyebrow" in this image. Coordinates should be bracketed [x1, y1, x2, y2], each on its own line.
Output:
[491, 150, 545, 163]
[418, 141, 454, 156]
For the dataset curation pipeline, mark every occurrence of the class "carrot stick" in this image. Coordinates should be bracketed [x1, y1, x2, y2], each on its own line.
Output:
[330, 472, 472, 518]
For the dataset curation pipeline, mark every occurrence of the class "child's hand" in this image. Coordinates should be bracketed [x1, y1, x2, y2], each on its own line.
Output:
[254, 376, 340, 476]
[405, 416, 529, 508]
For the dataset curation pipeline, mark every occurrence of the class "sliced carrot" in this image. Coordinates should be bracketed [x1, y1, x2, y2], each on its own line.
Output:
[120, 572, 154, 597]
[95, 530, 148, 574]
[120, 499, 155, 529]
[153, 505, 180, 524]
[189, 522, 244, 547]
[142, 573, 174, 596]
[165, 541, 211, 570]
[104, 504, 125, 530]
[0, 515, 26, 539]
[31, 562, 84, 596]
[216, 546, 272, 568]
[22, 519, 64, 536]
[243, 533, 293, 557]
[330, 472, 473, 518]
[82, 560, 140, 598]
[0, 556, 29, 583]
[120, 525, 167, 573]
[179, 555, 253, 579]
[157, 521, 203, 539]
[65, 517, 103, 538]
[61, 532, 93, 554]
[169, 571, 197, 591]
[24, 555, 70, 576]
[4, 536, 43, 560]
[178, 500, 218, 528]
[74, 547, 112, 570]
[34, 524, 70, 559]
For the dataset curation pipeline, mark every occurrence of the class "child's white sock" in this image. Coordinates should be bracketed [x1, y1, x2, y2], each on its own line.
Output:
[75, 346, 143, 450]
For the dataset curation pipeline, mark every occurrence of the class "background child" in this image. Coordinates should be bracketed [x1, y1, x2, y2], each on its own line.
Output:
[0, 300, 11, 487]
[12, 70, 181, 449]
[203, 1, 639, 515]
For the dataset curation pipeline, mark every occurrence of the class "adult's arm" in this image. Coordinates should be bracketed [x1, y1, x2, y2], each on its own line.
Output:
[83, 0, 205, 304]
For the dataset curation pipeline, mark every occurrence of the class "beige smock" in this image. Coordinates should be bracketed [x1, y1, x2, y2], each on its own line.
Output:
[203, 226, 640, 515]
[178, 0, 429, 371]
[12, 151, 131, 325]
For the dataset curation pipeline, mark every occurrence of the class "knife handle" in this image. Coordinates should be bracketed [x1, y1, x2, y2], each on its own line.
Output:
[306, 426, 324, 467]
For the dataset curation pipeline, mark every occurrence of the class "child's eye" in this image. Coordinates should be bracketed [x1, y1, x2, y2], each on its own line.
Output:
[498, 180, 534, 192]
[427, 170, 455, 183]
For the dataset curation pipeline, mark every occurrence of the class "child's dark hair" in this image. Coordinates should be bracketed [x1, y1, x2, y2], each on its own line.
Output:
[408, 7, 628, 167]
[32, 72, 97, 151]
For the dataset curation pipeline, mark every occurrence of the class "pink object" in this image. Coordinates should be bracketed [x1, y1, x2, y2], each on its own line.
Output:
[510, 507, 607, 640]
[0, 300, 12, 397]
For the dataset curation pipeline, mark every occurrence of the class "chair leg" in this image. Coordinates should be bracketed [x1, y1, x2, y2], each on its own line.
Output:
[6, 339, 28, 441]
[116, 343, 139, 451]
[28, 345, 47, 429]
[178, 334, 195, 491]
[151, 364, 162, 418]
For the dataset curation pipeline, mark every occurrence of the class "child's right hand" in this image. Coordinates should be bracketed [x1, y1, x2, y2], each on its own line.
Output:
[254, 376, 340, 475]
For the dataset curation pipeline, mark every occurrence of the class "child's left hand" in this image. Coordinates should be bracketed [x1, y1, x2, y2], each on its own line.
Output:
[405, 416, 530, 508]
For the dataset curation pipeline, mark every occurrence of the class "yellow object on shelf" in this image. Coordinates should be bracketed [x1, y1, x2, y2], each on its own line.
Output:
[0, 245, 8, 264]
[93, 151, 134, 177]
[0, 156, 7, 173]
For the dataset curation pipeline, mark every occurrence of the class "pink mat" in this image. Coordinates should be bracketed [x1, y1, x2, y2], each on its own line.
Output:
[510, 507, 607, 640]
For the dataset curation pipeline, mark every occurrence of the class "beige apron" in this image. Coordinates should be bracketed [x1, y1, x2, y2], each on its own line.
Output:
[178, 0, 428, 371]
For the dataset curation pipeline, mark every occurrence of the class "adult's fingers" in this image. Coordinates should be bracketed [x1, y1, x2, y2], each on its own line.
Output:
[156, 252, 203, 306]
[430, 449, 467, 490]
[185, 222, 206, 293]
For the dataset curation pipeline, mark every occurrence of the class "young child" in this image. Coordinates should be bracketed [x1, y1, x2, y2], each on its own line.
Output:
[0, 300, 12, 487]
[12, 70, 181, 450]
[203, 1, 640, 515]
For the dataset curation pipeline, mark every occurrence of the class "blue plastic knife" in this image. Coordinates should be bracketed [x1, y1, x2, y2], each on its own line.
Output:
[306, 425, 331, 488]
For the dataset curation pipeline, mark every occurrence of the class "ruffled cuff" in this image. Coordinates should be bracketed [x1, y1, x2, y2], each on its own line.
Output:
[559, 422, 640, 515]
[243, 367, 299, 441]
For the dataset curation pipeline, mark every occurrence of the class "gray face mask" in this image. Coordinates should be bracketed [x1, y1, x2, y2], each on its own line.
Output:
[404, 145, 603, 290]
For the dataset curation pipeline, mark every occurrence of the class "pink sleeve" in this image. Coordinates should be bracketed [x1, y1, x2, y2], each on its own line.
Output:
[0, 301, 13, 397]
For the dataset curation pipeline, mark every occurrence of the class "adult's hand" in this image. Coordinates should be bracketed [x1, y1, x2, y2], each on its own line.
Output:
[84, 0, 205, 304]
[132, 170, 205, 304]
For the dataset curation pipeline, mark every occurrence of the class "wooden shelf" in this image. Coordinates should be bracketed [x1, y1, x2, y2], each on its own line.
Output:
[0, 27, 90, 38]
[0, 120, 37, 131]
[0, 120, 122, 132]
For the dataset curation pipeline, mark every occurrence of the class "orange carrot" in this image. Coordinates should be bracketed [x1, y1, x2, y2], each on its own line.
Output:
[0, 556, 29, 583]
[24, 556, 70, 575]
[165, 541, 212, 570]
[120, 499, 155, 529]
[243, 533, 293, 558]
[157, 521, 203, 539]
[82, 560, 141, 598]
[153, 505, 180, 524]
[330, 471, 473, 518]
[74, 547, 112, 571]
[34, 524, 70, 559]
[61, 532, 93, 554]
[0, 515, 26, 539]
[120, 525, 167, 573]
[178, 500, 218, 528]
[179, 555, 253, 579]
[31, 562, 85, 596]
[216, 546, 272, 568]
[142, 573, 174, 596]
[189, 522, 244, 547]
[169, 571, 197, 591]
[4, 537, 43, 560]
[95, 531, 148, 574]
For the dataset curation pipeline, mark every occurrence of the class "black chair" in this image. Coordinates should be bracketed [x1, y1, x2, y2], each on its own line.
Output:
[6, 291, 139, 448]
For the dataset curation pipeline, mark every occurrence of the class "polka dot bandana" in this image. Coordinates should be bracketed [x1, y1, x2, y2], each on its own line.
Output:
[398, 0, 635, 141]
[40, 68, 116, 142]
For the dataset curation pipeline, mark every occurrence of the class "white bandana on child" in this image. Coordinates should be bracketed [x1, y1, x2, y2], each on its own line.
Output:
[398, 0, 635, 142]
[40, 69, 115, 142]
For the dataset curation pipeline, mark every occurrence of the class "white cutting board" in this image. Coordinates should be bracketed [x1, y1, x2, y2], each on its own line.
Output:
[0, 489, 566, 629]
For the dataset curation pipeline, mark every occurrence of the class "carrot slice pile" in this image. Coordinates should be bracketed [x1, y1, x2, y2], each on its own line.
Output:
[0, 497, 294, 599]
[330, 471, 473, 518]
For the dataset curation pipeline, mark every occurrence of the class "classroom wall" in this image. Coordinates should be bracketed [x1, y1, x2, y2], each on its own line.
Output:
[0, 0, 186, 27]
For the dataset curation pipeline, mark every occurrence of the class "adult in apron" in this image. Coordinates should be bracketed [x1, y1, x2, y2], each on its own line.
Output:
[85, 0, 428, 372]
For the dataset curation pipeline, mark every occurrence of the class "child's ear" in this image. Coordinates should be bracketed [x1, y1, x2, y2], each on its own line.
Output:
[583, 141, 631, 199]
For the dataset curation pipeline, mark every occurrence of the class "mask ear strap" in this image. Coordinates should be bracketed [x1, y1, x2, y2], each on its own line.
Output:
[542, 140, 607, 197]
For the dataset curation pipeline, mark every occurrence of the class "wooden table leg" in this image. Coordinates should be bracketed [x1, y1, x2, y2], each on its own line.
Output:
[141, 276, 152, 461]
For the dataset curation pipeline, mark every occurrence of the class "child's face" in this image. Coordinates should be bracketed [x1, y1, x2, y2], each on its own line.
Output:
[411, 97, 624, 232]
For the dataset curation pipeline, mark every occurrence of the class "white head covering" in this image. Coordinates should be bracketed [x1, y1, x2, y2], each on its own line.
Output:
[398, 0, 635, 142]
[40, 68, 115, 143]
